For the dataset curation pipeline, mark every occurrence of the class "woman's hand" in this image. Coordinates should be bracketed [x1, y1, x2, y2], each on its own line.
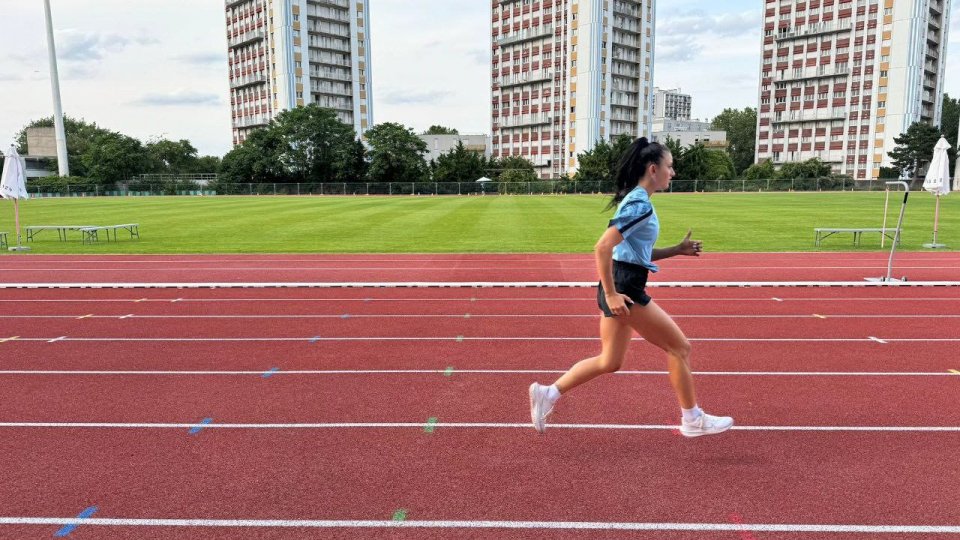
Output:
[677, 229, 703, 257]
[605, 292, 635, 317]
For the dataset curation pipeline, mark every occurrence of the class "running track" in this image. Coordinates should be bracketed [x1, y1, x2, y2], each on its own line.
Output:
[0, 253, 958, 538]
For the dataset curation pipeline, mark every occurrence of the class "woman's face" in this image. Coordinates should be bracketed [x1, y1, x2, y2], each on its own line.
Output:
[646, 151, 675, 192]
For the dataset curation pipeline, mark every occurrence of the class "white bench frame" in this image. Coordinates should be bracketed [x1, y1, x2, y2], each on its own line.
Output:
[79, 224, 140, 244]
[814, 227, 899, 247]
[26, 225, 98, 242]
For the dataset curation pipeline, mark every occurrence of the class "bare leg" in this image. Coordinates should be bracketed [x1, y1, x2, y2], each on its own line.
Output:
[623, 300, 696, 409]
[553, 315, 634, 394]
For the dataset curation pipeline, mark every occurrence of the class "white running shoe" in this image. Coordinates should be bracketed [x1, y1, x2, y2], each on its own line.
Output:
[529, 383, 555, 433]
[679, 412, 734, 438]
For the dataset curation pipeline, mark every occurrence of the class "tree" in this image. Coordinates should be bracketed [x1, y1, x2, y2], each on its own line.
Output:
[573, 139, 613, 186]
[15, 115, 113, 178]
[365, 122, 429, 183]
[145, 138, 199, 174]
[273, 104, 364, 183]
[711, 107, 757, 176]
[940, 93, 959, 174]
[430, 141, 487, 183]
[422, 125, 459, 135]
[743, 159, 775, 181]
[217, 128, 287, 189]
[888, 121, 942, 183]
[80, 131, 150, 184]
[678, 143, 709, 181]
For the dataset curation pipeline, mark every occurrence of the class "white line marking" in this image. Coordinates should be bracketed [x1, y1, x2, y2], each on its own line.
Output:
[0, 370, 952, 377]
[3, 314, 960, 319]
[1, 297, 959, 303]
[2, 281, 960, 289]
[0, 517, 956, 533]
[771, 297, 783, 302]
[5, 337, 960, 343]
[0, 422, 957, 432]
[869, 336, 888, 344]
[46, 336, 66, 344]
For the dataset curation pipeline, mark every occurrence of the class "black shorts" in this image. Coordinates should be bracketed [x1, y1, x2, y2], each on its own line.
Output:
[597, 260, 653, 317]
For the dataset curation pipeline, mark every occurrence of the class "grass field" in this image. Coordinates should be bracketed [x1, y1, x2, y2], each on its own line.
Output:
[0, 192, 957, 254]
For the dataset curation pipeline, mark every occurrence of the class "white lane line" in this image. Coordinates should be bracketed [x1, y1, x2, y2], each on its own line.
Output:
[0, 370, 953, 377]
[2, 314, 960, 319]
[2, 281, 960, 289]
[0, 517, 956, 533]
[0, 422, 957, 432]
[46, 336, 66, 344]
[4, 337, 960, 343]
[3, 265, 960, 271]
[1, 297, 959, 303]
[869, 336, 889, 344]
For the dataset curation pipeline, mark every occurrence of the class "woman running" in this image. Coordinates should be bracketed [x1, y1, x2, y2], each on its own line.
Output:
[529, 137, 733, 438]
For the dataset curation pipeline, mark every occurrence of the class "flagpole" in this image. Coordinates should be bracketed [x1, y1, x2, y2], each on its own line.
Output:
[43, 0, 69, 177]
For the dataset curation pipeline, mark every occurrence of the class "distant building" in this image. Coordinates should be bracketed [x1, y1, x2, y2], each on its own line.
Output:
[652, 118, 727, 149]
[225, 0, 373, 146]
[419, 134, 490, 163]
[491, 0, 657, 178]
[653, 88, 692, 120]
[755, 0, 951, 179]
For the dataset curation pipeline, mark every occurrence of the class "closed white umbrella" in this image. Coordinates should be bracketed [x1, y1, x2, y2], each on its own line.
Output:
[1, 145, 30, 251]
[922, 136, 950, 248]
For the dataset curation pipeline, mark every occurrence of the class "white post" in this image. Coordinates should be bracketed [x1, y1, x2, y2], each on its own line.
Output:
[880, 188, 890, 248]
[43, 0, 69, 177]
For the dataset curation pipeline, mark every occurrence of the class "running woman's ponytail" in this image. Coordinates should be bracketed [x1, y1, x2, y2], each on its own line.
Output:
[607, 137, 667, 210]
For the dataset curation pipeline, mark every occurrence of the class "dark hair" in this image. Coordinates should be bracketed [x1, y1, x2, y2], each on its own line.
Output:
[606, 137, 669, 210]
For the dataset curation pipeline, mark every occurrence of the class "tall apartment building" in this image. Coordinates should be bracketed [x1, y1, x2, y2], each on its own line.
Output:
[491, 0, 656, 179]
[225, 0, 373, 146]
[653, 87, 692, 120]
[755, 0, 950, 180]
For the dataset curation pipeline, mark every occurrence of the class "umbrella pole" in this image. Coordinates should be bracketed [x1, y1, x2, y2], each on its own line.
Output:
[932, 193, 940, 245]
[14, 198, 20, 247]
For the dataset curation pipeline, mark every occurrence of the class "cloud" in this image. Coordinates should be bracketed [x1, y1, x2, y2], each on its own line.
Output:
[381, 90, 452, 105]
[133, 91, 221, 107]
[57, 31, 159, 62]
[175, 52, 227, 66]
[659, 10, 761, 38]
[656, 34, 703, 63]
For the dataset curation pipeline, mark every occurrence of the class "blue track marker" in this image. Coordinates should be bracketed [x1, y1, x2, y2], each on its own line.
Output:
[263, 367, 280, 378]
[54, 506, 97, 537]
[189, 418, 213, 435]
[341, 314, 350, 319]
[309, 336, 321, 343]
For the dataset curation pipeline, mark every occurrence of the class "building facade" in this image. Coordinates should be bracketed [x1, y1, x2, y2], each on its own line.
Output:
[653, 87, 692, 120]
[652, 118, 727, 149]
[225, 0, 373, 146]
[419, 134, 491, 163]
[755, 0, 950, 180]
[490, 0, 656, 179]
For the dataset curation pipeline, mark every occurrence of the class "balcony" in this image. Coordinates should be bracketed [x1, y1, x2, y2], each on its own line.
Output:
[497, 25, 554, 47]
[779, 67, 850, 83]
[230, 73, 268, 89]
[497, 115, 554, 129]
[499, 71, 555, 89]
[228, 29, 266, 49]
[775, 22, 853, 42]
[234, 116, 270, 129]
[772, 110, 847, 123]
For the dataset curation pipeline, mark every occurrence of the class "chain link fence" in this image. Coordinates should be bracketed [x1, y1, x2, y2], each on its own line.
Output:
[25, 177, 904, 197]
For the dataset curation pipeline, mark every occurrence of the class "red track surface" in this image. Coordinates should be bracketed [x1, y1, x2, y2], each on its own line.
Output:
[0, 251, 958, 282]
[0, 254, 958, 538]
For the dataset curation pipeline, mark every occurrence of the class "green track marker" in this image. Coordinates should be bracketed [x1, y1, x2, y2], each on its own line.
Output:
[456, 335, 464, 342]
[392, 509, 407, 522]
[444, 366, 454, 377]
[424, 417, 438, 433]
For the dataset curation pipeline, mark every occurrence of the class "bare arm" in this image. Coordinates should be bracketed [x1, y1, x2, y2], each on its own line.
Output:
[595, 226, 635, 316]
[652, 230, 703, 261]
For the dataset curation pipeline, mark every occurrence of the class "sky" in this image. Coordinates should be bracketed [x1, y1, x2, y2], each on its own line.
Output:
[1, 0, 959, 158]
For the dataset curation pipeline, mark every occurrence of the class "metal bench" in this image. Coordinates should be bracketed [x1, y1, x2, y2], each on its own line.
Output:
[26, 225, 97, 242]
[814, 227, 899, 247]
[79, 224, 140, 244]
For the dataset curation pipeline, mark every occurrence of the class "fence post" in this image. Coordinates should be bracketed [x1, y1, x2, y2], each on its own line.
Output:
[249, 183, 253, 195]
[273, 183, 276, 195]
[742, 179, 746, 192]
[343, 182, 346, 194]
[766, 178, 770, 191]
[791, 178, 795, 191]
[297, 183, 300, 195]
[694, 179, 698, 192]
[389, 183, 392, 196]
[366, 183, 370, 196]
[458, 182, 461, 195]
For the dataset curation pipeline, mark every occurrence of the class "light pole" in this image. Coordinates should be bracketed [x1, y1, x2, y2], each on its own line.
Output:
[43, 0, 69, 176]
